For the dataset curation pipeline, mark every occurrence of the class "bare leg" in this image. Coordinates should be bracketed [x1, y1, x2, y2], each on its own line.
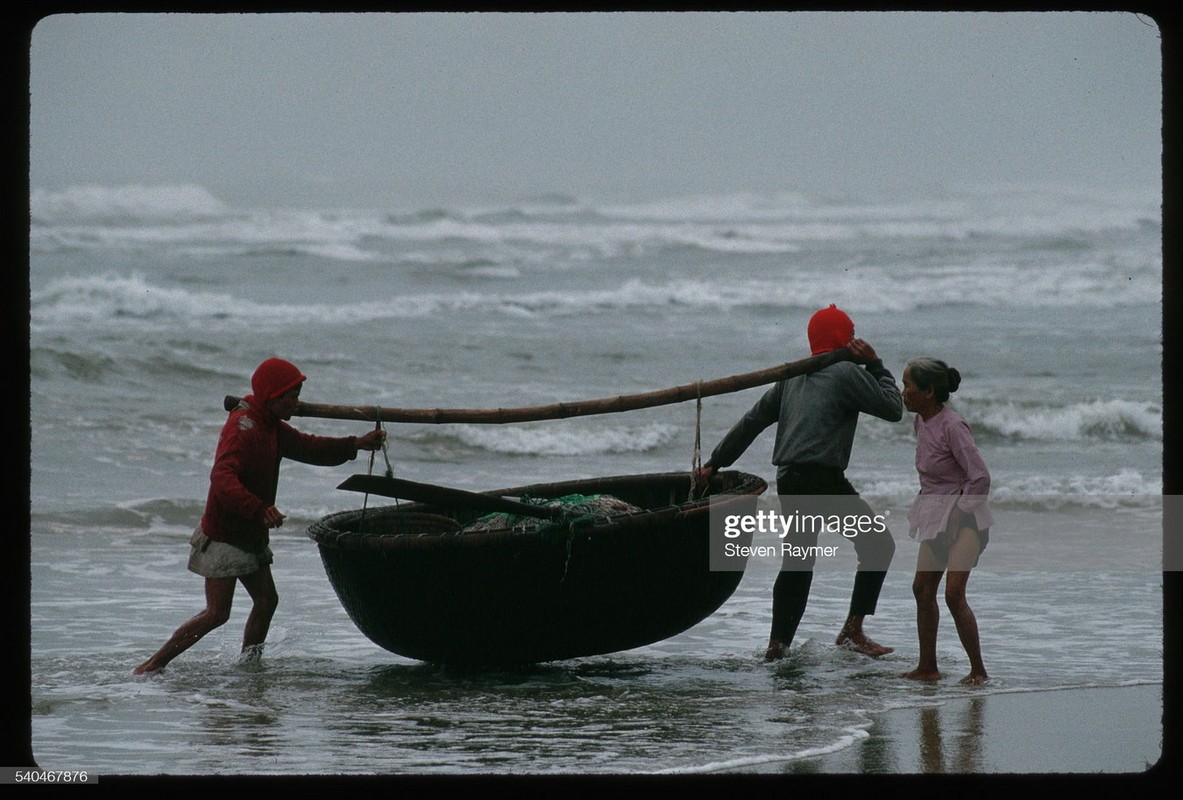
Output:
[901, 544, 944, 680]
[946, 529, 987, 685]
[237, 565, 279, 661]
[133, 577, 237, 674]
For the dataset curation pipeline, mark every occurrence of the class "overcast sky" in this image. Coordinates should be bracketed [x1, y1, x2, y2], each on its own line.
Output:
[28, 11, 1163, 209]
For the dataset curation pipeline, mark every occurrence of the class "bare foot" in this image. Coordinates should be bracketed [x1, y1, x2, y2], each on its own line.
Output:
[132, 661, 160, 676]
[959, 672, 989, 685]
[238, 644, 264, 663]
[900, 668, 941, 681]
[836, 632, 894, 656]
[764, 640, 789, 661]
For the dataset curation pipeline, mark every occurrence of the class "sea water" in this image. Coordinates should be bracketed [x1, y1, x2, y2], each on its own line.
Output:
[26, 183, 1164, 774]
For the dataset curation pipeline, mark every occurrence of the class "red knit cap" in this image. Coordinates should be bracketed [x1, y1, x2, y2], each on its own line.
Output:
[807, 304, 854, 355]
[251, 358, 307, 401]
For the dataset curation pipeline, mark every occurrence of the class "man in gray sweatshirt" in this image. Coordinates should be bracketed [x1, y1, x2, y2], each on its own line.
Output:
[696, 304, 903, 660]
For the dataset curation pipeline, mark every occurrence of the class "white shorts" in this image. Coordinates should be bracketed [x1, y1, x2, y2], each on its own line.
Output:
[186, 527, 274, 579]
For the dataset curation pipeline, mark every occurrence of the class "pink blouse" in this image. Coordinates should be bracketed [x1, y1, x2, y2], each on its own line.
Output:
[908, 405, 993, 541]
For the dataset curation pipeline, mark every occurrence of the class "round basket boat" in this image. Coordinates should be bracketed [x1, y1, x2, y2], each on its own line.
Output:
[307, 470, 765, 666]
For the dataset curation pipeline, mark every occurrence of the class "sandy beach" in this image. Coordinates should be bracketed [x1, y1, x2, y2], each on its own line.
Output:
[782, 684, 1165, 775]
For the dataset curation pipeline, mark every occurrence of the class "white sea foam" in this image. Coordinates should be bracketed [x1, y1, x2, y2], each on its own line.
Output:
[965, 398, 1162, 442]
[30, 183, 230, 223]
[29, 260, 1163, 339]
[29, 182, 1161, 266]
[411, 421, 681, 456]
[653, 726, 872, 774]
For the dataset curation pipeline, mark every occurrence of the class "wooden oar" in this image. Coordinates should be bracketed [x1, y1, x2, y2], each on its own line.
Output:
[224, 348, 851, 424]
[337, 474, 568, 520]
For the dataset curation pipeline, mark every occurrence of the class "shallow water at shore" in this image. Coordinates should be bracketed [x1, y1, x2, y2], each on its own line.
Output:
[26, 183, 1164, 775]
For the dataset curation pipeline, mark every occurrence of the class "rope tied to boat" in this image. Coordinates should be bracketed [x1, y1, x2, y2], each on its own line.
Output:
[690, 380, 705, 498]
[360, 408, 395, 528]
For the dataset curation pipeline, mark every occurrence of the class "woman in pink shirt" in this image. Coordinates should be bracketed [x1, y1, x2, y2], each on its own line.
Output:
[899, 358, 992, 685]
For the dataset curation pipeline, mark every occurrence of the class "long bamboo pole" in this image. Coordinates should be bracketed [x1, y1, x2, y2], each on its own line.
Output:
[223, 347, 851, 424]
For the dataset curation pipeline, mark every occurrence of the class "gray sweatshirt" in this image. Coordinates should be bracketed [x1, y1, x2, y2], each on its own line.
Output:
[708, 359, 903, 476]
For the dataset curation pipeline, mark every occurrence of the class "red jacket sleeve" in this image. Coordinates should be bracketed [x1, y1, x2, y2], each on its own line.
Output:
[276, 421, 359, 466]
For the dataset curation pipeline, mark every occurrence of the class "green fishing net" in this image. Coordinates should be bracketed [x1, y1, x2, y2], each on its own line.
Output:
[460, 493, 641, 533]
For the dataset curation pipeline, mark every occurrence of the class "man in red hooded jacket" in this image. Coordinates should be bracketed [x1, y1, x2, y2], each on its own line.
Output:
[134, 358, 386, 674]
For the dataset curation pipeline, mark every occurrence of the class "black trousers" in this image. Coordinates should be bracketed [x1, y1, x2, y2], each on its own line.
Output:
[769, 466, 895, 645]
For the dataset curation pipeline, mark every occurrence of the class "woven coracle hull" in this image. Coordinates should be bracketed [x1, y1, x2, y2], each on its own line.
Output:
[306, 470, 765, 665]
